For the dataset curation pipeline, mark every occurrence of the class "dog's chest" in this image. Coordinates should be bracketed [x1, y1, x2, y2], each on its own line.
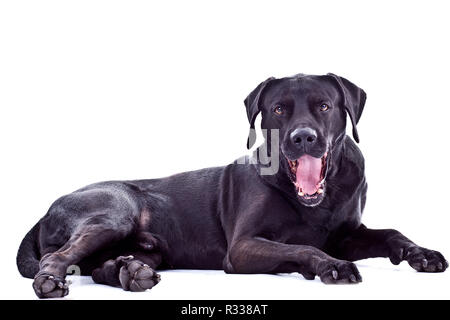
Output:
[282, 223, 330, 249]
[273, 203, 348, 249]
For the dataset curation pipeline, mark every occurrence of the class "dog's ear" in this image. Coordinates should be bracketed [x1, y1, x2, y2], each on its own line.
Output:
[327, 73, 367, 143]
[244, 77, 275, 149]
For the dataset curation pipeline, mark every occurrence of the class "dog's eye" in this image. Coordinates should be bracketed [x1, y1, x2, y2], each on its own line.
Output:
[320, 103, 330, 112]
[274, 105, 284, 115]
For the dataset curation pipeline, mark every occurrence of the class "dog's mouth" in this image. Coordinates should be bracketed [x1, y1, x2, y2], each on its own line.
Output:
[287, 152, 329, 206]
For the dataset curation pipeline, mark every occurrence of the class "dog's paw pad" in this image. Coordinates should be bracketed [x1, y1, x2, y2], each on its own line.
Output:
[33, 274, 69, 298]
[119, 260, 160, 292]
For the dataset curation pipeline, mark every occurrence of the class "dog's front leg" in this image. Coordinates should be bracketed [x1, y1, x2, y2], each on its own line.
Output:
[226, 237, 362, 283]
[332, 224, 448, 272]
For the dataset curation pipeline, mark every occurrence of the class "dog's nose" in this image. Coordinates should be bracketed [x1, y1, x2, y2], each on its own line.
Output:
[290, 128, 317, 147]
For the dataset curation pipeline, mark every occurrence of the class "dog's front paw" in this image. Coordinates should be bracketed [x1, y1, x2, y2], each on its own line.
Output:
[119, 259, 161, 292]
[33, 273, 69, 298]
[389, 243, 448, 272]
[316, 259, 362, 284]
[400, 247, 448, 272]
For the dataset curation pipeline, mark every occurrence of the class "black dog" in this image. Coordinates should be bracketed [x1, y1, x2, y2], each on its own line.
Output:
[17, 73, 447, 298]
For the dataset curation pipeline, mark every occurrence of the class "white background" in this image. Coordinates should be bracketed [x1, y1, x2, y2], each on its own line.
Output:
[1, 0, 449, 299]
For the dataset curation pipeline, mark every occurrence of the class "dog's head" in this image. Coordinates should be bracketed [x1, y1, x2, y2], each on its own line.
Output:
[245, 73, 366, 207]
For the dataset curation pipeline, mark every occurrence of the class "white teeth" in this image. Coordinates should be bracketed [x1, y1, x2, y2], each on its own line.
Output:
[298, 191, 304, 196]
[317, 188, 324, 194]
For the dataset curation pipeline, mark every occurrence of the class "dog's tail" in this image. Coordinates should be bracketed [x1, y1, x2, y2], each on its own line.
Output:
[16, 222, 41, 279]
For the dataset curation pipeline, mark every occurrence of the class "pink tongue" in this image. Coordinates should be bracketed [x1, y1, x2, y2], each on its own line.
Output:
[296, 155, 322, 195]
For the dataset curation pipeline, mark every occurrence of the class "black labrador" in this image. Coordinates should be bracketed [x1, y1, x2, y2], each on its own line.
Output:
[17, 73, 447, 298]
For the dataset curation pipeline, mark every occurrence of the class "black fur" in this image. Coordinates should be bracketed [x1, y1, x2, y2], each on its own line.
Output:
[17, 73, 448, 298]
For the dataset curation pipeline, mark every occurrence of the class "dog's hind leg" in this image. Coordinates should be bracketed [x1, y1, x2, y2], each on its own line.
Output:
[92, 252, 161, 292]
[33, 222, 133, 298]
[92, 231, 162, 291]
[32, 185, 143, 298]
